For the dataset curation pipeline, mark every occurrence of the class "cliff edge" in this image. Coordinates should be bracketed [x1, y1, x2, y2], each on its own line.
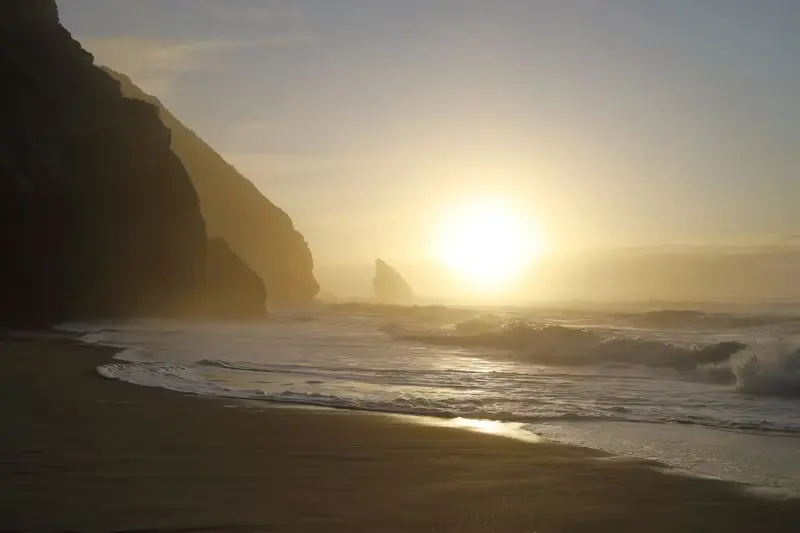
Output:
[0, 0, 266, 323]
[103, 68, 319, 307]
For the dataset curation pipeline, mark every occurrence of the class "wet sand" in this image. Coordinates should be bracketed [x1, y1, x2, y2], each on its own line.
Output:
[1, 338, 799, 532]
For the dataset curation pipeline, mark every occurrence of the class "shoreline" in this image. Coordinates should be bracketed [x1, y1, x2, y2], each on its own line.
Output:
[82, 327, 800, 495]
[51, 329, 800, 494]
[2, 337, 800, 531]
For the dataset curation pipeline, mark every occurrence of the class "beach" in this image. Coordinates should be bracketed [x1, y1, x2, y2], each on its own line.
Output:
[2, 337, 799, 533]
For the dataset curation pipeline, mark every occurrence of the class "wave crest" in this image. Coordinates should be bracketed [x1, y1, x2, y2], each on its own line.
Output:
[388, 321, 747, 371]
[734, 341, 800, 398]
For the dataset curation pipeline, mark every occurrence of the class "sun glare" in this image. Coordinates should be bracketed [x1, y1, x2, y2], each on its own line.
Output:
[435, 198, 541, 289]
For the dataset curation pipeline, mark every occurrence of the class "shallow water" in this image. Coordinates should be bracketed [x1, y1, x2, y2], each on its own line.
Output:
[62, 307, 800, 492]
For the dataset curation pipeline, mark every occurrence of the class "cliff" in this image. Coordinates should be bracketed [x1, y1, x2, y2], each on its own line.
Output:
[373, 259, 415, 305]
[207, 239, 267, 319]
[0, 0, 266, 323]
[102, 68, 319, 307]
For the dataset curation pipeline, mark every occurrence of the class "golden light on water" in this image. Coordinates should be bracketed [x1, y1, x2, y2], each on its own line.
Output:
[451, 418, 508, 434]
[434, 197, 542, 290]
[409, 416, 542, 442]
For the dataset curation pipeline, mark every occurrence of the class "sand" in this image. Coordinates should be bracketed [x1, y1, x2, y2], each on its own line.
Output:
[1, 337, 799, 532]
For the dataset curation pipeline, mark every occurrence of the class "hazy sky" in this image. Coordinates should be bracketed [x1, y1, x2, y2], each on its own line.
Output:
[60, 0, 800, 266]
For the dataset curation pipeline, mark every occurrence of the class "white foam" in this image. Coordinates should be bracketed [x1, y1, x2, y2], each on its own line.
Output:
[528, 420, 800, 495]
[735, 340, 800, 397]
[68, 313, 800, 492]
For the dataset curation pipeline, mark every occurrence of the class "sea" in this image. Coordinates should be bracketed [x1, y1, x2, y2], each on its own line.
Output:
[61, 303, 800, 495]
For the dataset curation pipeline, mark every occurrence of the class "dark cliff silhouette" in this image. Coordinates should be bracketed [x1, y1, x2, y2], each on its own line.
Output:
[373, 259, 415, 305]
[0, 0, 266, 324]
[207, 239, 267, 319]
[103, 69, 319, 307]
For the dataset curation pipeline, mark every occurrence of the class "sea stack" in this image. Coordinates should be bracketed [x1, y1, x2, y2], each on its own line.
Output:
[373, 259, 415, 305]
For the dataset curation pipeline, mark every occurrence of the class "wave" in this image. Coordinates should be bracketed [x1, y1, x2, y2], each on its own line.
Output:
[96, 360, 800, 435]
[687, 340, 800, 398]
[323, 302, 800, 331]
[612, 309, 800, 330]
[387, 322, 747, 371]
[734, 341, 800, 398]
[387, 319, 800, 399]
[78, 316, 800, 443]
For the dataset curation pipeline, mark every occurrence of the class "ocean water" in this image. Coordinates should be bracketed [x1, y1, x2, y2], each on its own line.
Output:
[62, 305, 800, 493]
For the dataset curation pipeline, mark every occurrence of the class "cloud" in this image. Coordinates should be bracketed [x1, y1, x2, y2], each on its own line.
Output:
[80, 37, 253, 98]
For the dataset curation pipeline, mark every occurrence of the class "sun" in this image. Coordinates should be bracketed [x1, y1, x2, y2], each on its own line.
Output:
[434, 198, 542, 289]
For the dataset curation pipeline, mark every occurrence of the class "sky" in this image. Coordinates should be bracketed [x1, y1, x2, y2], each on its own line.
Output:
[59, 0, 800, 276]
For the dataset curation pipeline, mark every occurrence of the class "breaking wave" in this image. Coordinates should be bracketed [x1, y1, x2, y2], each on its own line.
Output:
[387, 321, 747, 371]
[387, 320, 800, 398]
[734, 341, 800, 398]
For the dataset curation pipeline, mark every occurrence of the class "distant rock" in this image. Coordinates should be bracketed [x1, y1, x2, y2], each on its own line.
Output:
[103, 68, 320, 307]
[0, 0, 267, 323]
[373, 259, 414, 305]
[206, 239, 267, 319]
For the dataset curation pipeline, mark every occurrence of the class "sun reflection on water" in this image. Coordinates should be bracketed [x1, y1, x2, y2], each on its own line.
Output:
[408, 415, 542, 442]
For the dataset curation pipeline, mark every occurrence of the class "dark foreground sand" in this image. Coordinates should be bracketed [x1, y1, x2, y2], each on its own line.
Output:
[1, 339, 799, 533]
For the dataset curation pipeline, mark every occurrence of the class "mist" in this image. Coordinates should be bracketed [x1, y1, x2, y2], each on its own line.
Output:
[317, 244, 800, 306]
